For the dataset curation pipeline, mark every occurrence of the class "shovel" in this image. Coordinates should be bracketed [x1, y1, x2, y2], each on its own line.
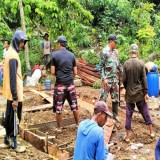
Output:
[14, 109, 18, 136]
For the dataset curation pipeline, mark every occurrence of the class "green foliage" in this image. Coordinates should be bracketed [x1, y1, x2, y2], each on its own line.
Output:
[117, 41, 130, 64]
[19, 51, 26, 74]
[131, 2, 155, 58]
[0, 0, 160, 73]
[0, 41, 3, 61]
[82, 49, 99, 65]
[69, 24, 92, 47]
[93, 80, 101, 89]
[28, 38, 42, 66]
[0, 0, 94, 73]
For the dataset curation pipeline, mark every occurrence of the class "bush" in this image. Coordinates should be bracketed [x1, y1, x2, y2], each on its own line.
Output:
[93, 80, 101, 89]
[82, 49, 99, 65]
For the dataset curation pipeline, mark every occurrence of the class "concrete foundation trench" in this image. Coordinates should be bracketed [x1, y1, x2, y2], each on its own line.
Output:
[18, 89, 93, 160]
[19, 117, 77, 160]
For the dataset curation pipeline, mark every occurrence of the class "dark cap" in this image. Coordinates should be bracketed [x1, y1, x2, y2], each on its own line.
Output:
[94, 101, 112, 117]
[44, 33, 49, 37]
[55, 36, 67, 43]
[130, 44, 138, 53]
[108, 34, 118, 43]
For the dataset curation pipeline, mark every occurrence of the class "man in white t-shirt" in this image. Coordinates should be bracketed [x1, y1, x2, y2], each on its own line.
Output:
[3, 39, 10, 60]
[42, 33, 53, 69]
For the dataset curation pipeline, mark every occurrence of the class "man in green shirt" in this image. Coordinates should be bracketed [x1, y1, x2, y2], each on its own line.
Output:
[99, 34, 123, 122]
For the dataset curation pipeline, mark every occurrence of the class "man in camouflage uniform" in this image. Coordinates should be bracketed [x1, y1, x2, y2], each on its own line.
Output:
[99, 34, 123, 122]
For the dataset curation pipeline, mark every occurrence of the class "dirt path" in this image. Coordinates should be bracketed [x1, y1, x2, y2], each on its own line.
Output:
[0, 86, 159, 160]
[0, 136, 52, 160]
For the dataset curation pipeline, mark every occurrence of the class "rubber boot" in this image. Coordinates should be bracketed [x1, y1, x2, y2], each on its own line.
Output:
[4, 135, 10, 145]
[112, 102, 120, 122]
[10, 136, 17, 149]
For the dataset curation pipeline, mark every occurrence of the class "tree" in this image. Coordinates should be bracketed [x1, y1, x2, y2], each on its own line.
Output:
[19, 0, 31, 74]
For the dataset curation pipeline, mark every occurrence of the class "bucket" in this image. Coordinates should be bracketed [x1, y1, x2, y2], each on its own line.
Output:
[147, 72, 159, 97]
[44, 79, 51, 90]
[95, 65, 100, 70]
[159, 76, 160, 94]
[0, 69, 2, 84]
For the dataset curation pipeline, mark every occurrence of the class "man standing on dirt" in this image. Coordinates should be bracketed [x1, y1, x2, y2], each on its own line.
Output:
[74, 101, 114, 160]
[51, 35, 79, 131]
[123, 44, 155, 143]
[42, 33, 53, 69]
[99, 34, 123, 122]
[0, 30, 28, 152]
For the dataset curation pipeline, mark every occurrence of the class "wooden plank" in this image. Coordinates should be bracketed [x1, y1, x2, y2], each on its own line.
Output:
[23, 103, 53, 112]
[48, 142, 70, 160]
[103, 118, 115, 145]
[24, 129, 45, 151]
[77, 71, 99, 83]
[78, 98, 115, 145]
[30, 89, 53, 103]
[77, 63, 96, 72]
[81, 80, 93, 86]
[78, 67, 101, 78]
[28, 117, 76, 131]
[78, 98, 94, 114]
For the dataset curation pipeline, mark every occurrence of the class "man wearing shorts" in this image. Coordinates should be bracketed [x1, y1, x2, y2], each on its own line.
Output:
[51, 36, 79, 130]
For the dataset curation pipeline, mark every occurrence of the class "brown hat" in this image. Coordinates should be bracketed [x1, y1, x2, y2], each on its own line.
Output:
[94, 101, 113, 117]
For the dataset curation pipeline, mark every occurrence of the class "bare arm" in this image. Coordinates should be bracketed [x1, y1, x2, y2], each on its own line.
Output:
[42, 42, 44, 57]
[50, 42, 54, 52]
[42, 49, 44, 54]
[51, 66, 55, 75]
[123, 64, 127, 89]
[141, 65, 148, 94]
[73, 66, 77, 76]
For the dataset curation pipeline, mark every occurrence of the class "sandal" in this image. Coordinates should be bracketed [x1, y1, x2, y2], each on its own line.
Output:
[150, 132, 155, 138]
[124, 136, 130, 143]
[14, 146, 26, 153]
[56, 128, 62, 133]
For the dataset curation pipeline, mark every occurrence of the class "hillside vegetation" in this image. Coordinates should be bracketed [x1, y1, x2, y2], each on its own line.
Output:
[0, 0, 160, 72]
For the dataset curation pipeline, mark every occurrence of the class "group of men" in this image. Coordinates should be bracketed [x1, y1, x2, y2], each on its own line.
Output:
[0, 31, 79, 152]
[74, 34, 156, 159]
[0, 29, 159, 159]
[40, 33, 159, 160]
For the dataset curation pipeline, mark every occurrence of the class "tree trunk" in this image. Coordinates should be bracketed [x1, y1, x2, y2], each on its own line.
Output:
[144, 52, 159, 63]
[19, 0, 31, 73]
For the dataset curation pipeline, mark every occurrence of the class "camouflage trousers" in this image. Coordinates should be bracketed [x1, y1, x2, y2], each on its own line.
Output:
[99, 80, 119, 102]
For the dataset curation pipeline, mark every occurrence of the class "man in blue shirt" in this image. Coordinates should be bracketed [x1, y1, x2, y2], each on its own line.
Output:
[155, 138, 160, 160]
[73, 101, 113, 160]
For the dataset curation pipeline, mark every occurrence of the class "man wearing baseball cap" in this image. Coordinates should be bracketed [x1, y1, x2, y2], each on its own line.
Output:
[123, 44, 154, 143]
[74, 101, 114, 160]
[99, 34, 123, 122]
[51, 35, 79, 131]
